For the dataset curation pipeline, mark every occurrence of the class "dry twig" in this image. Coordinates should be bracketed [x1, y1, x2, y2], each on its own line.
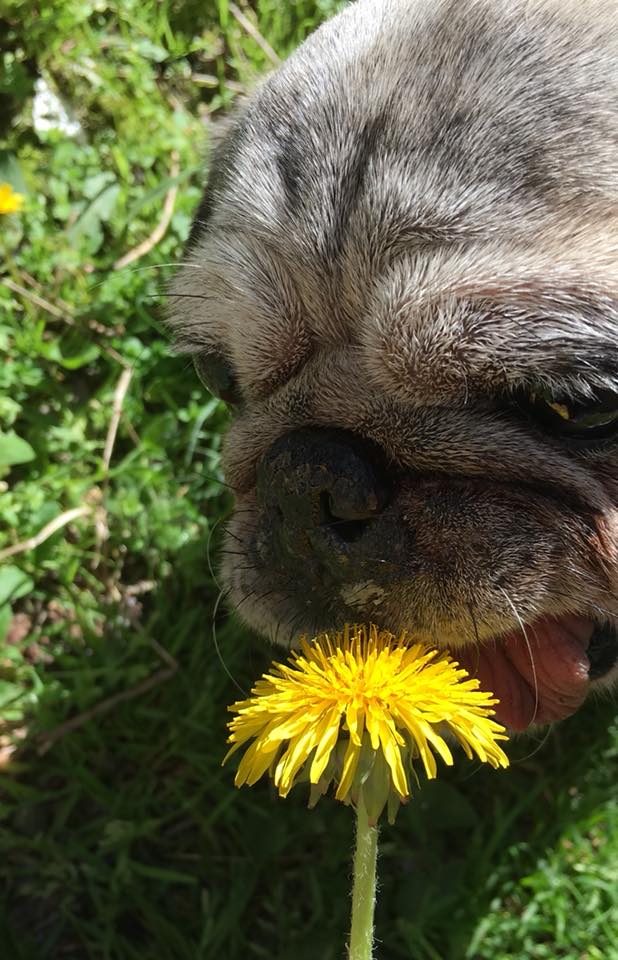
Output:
[37, 660, 177, 755]
[229, 3, 281, 66]
[2, 277, 72, 323]
[113, 152, 180, 270]
[18, 271, 75, 315]
[5, 272, 122, 338]
[0, 507, 91, 563]
[102, 366, 134, 472]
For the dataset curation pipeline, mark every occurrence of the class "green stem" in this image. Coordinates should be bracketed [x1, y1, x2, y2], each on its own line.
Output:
[349, 790, 378, 960]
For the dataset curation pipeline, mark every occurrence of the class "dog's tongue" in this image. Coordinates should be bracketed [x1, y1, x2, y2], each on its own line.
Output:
[455, 617, 593, 730]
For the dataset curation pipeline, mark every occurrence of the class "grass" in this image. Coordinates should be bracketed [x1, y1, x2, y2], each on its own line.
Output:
[1, 1, 617, 957]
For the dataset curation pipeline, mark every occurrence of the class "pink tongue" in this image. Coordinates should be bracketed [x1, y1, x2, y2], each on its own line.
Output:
[455, 617, 593, 730]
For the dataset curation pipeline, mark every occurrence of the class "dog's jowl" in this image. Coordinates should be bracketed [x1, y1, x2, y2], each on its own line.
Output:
[169, 0, 618, 730]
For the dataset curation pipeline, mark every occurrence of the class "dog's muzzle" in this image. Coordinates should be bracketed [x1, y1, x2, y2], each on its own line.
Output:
[252, 427, 618, 730]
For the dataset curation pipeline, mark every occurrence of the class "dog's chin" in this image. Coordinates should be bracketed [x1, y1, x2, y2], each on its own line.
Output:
[225, 558, 618, 731]
[222, 496, 618, 733]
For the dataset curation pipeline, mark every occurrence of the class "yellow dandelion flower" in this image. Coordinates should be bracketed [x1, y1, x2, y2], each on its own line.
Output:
[225, 623, 509, 823]
[0, 183, 24, 215]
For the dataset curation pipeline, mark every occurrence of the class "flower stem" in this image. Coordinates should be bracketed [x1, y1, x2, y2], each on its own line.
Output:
[349, 790, 378, 960]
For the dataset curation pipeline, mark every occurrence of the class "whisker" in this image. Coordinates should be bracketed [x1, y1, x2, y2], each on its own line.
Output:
[512, 725, 553, 765]
[545, 586, 618, 622]
[499, 586, 540, 726]
[561, 562, 602, 587]
[116, 262, 208, 277]
[191, 473, 237, 493]
[234, 588, 257, 611]
[273, 613, 284, 648]
[284, 607, 312, 650]
[206, 515, 229, 591]
[211, 588, 246, 696]
[466, 600, 482, 675]
[216, 549, 251, 560]
[222, 526, 245, 548]
[150, 292, 213, 301]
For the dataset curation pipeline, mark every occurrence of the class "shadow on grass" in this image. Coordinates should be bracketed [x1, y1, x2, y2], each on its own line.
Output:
[1, 541, 617, 960]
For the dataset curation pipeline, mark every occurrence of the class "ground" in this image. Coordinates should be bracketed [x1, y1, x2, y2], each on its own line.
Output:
[0, 2, 617, 958]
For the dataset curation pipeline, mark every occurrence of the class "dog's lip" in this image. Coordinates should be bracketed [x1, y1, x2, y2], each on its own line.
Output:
[452, 616, 594, 731]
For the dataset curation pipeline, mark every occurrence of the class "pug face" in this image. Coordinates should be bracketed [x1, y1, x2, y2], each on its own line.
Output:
[169, 0, 618, 730]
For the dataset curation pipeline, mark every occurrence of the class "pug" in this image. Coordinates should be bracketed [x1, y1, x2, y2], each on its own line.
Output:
[168, 0, 618, 732]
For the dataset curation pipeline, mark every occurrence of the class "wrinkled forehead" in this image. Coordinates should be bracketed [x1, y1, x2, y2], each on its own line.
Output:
[169, 0, 618, 401]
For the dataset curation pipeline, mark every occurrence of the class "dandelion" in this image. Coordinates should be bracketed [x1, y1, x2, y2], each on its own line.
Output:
[224, 625, 508, 960]
[0, 183, 24, 215]
[225, 624, 509, 959]
[226, 623, 509, 822]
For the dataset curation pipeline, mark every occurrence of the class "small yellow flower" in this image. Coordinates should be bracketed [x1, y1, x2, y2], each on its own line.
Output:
[0, 183, 24, 215]
[225, 624, 509, 822]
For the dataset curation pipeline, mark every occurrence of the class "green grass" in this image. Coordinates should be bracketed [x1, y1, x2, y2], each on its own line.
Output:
[1, 2, 617, 958]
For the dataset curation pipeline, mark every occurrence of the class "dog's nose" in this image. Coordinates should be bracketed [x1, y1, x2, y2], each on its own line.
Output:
[256, 428, 393, 577]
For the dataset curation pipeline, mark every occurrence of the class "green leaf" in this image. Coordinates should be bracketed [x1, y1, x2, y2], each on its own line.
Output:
[0, 566, 34, 608]
[0, 603, 11, 643]
[217, 0, 230, 29]
[59, 337, 100, 370]
[0, 431, 36, 467]
[82, 171, 115, 200]
[0, 151, 27, 194]
[125, 164, 196, 221]
[67, 182, 120, 247]
[134, 39, 169, 63]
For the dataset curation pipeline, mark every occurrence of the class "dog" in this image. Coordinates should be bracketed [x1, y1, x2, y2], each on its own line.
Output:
[168, 0, 618, 732]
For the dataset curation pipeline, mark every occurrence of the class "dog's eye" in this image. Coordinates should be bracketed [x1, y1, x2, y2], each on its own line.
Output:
[194, 351, 242, 407]
[517, 387, 618, 445]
